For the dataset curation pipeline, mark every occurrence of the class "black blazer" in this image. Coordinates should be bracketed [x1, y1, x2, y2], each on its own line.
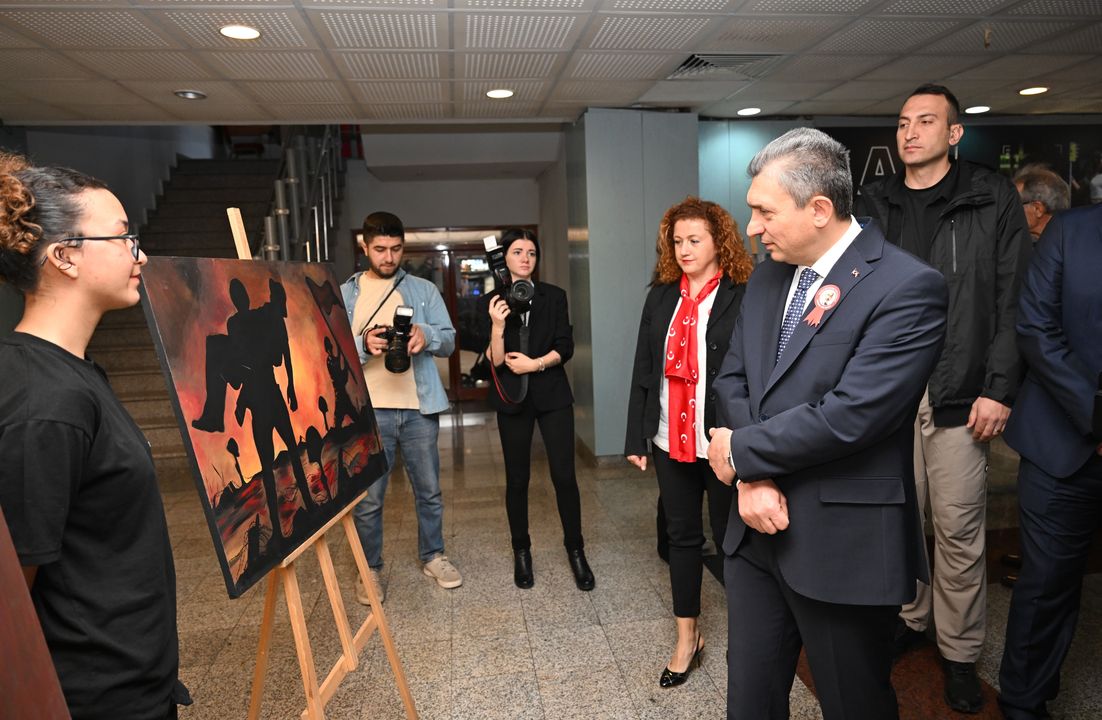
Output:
[716, 223, 947, 606]
[476, 281, 575, 415]
[624, 276, 745, 457]
[1004, 204, 1102, 478]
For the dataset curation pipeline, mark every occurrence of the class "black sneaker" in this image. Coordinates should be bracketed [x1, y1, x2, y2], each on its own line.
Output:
[944, 660, 984, 713]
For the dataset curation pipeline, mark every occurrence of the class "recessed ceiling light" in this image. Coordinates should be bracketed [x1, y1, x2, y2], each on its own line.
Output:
[174, 89, 207, 100]
[964, 105, 990, 114]
[486, 89, 514, 99]
[1019, 86, 1048, 96]
[736, 107, 762, 116]
[220, 24, 261, 40]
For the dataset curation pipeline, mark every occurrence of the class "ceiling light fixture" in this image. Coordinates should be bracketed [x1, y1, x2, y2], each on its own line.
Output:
[486, 88, 514, 99]
[1018, 86, 1048, 96]
[220, 24, 261, 40]
[736, 107, 762, 116]
[174, 89, 207, 100]
[964, 105, 990, 114]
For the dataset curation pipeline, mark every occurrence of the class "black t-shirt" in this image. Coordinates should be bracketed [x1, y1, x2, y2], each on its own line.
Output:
[898, 163, 958, 262]
[0, 332, 179, 719]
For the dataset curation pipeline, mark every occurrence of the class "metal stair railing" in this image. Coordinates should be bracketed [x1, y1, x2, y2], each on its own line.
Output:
[258, 125, 346, 263]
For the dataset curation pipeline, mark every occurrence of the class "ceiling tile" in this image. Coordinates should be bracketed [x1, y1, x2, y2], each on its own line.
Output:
[727, 80, 838, 101]
[1027, 21, 1102, 53]
[588, 15, 711, 49]
[697, 98, 795, 116]
[813, 19, 963, 54]
[951, 54, 1093, 80]
[0, 25, 38, 48]
[119, 79, 260, 105]
[0, 9, 173, 48]
[245, 81, 348, 104]
[355, 81, 450, 103]
[458, 80, 548, 101]
[540, 102, 586, 120]
[704, 17, 848, 53]
[0, 102, 85, 123]
[158, 9, 309, 49]
[550, 79, 652, 103]
[566, 52, 674, 79]
[918, 20, 1074, 54]
[767, 54, 893, 82]
[0, 49, 93, 79]
[157, 101, 273, 122]
[879, 0, 1014, 14]
[457, 100, 541, 117]
[303, 0, 446, 6]
[1006, 0, 1102, 16]
[337, 52, 448, 79]
[66, 50, 215, 79]
[312, 10, 444, 49]
[455, 0, 593, 8]
[71, 103, 178, 123]
[636, 79, 749, 103]
[784, 98, 880, 114]
[739, 0, 880, 13]
[813, 80, 917, 101]
[203, 51, 329, 80]
[607, 0, 731, 9]
[3, 78, 146, 105]
[860, 54, 987, 80]
[461, 53, 561, 79]
[460, 13, 579, 49]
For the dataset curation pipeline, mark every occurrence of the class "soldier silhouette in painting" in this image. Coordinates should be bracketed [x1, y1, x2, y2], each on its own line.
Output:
[324, 335, 360, 430]
[192, 278, 317, 545]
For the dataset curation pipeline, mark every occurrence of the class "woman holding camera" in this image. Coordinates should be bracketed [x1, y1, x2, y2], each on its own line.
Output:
[478, 229, 594, 591]
[625, 197, 752, 688]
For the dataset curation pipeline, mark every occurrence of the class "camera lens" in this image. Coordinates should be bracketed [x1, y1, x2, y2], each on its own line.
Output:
[510, 279, 535, 303]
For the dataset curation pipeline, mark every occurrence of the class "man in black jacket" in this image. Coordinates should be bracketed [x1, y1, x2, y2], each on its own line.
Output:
[856, 84, 1032, 714]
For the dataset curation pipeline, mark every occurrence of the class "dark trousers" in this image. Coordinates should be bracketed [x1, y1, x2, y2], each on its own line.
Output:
[726, 532, 900, 720]
[999, 454, 1102, 719]
[652, 447, 731, 617]
[498, 404, 583, 551]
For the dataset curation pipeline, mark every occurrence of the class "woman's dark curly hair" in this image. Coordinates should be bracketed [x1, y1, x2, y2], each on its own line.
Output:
[0, 153, 106, 293]
[652, 196, 752, 285]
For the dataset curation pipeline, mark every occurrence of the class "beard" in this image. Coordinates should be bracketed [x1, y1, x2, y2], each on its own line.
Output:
[367, 258, 399, 278]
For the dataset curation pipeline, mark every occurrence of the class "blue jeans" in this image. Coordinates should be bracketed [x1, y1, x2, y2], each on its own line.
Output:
[352, 409, 444, 569]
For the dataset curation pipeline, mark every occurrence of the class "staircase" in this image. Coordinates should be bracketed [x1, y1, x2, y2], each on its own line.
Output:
[89, 157, 281, 492]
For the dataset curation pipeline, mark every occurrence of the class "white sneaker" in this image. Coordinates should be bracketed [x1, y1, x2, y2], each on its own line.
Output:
[422, 554, 463, 589]
[355, 569, 385, 606]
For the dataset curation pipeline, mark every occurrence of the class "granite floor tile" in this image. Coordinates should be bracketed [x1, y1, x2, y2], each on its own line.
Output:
[537, 664, 635, 720]
[529, 624, 615, 675]
[452, 670, 544, 720]
[451, 631, 534, 680]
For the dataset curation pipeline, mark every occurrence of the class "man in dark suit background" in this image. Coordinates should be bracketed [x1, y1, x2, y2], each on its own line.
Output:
[998, 204, 1102, 719]
[706, 127, 948, 719]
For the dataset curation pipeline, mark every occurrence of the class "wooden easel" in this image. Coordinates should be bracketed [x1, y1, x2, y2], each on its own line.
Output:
[227, 208, 417, 720]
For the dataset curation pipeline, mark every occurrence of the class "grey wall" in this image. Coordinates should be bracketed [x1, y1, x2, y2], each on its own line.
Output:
[23, 126, 215, 226]
[568, 108, 699, 458]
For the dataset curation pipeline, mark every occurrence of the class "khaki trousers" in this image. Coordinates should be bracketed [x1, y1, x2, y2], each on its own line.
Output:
[901, 390, 988, 663]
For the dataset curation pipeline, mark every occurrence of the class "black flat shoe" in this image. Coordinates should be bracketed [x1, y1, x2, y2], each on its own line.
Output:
[567, 548, 595, 591]
[660, 637, 704, 688]
[513, 548, 534, 589]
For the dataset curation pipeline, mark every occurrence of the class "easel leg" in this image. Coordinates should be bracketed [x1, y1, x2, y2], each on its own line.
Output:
[283, 563, 325, 720]
[314, 535, 357, 672]
[248, 572, 281, 720]
[341, 514, 418, 719]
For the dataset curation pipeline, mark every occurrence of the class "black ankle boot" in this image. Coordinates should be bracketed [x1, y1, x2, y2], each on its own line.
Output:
[567, 548, 595, 591]
[513, 548, 534, 589]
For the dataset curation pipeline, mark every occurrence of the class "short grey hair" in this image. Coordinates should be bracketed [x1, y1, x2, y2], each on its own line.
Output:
[747, 127, 853, 219]
[1014, 164, 1070, 213]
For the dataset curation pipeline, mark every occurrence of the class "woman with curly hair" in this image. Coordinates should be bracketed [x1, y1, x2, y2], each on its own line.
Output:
[0, 154, 187, 718]
[625, 196, 753, 688]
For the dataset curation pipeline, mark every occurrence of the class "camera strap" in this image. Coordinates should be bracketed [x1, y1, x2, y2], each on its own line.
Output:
[489, 318, 529, 405]
[356, 273, 405, 336]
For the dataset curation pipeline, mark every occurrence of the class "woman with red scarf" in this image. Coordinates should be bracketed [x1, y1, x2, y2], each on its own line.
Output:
[625, 197, 753, 688]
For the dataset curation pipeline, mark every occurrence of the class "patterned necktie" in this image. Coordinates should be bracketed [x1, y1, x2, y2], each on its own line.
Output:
[776, 268, 819, 363]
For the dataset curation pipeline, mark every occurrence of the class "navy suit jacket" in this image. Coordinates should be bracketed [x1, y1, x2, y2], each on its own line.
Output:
[1003, 204, 1102, 478]
[716, 220, 947, 607]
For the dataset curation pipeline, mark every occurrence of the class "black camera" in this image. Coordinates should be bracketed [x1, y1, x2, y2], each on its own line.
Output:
[371, 305, 415, 373]
[484, 235, 535, 314]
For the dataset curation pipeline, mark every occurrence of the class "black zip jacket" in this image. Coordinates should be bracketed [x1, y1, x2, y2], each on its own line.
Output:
[856, 160, 1032, 426]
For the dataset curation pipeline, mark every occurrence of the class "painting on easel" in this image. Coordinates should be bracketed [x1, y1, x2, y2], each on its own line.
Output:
[140, 257, 387, 598]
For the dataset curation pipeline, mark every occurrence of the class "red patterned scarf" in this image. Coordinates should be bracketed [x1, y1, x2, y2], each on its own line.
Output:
[665, 270, 722, 462]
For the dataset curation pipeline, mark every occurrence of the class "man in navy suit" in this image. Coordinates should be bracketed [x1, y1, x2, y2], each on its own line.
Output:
[998, 203, 1102, 719]
[707, 128, 948, 719]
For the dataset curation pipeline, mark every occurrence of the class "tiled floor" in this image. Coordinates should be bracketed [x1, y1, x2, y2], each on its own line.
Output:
[169, 408, 1102, 720]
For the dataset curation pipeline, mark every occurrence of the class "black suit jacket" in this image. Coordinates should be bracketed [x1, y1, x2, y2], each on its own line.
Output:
[716, 221, 947, 606]
[476, 281, 574, 414]
[1004, 204, 1102, 478]
[624, 277, 745, 456]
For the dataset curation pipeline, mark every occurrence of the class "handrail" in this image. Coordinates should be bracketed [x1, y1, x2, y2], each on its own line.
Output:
[258, 125, 346, 263]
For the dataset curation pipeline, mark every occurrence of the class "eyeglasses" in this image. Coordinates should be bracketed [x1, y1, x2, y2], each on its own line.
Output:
[40, 233, 142, 265]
